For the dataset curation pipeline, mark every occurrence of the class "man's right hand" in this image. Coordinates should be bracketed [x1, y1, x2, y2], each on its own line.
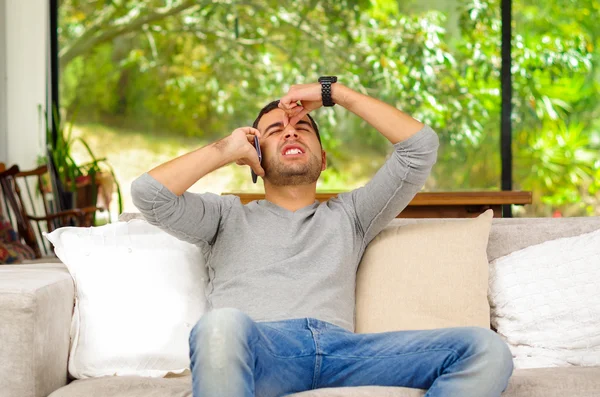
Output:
[227, 127, 265, 178]
[146, 126, 265, 196]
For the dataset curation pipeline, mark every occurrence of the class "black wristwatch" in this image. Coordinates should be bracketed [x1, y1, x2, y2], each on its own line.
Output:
[318, 76, 338, 107]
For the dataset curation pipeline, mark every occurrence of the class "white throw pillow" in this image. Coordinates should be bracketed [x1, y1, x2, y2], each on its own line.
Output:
[488, 227, 600, 369]
[45, 219, 208, 379]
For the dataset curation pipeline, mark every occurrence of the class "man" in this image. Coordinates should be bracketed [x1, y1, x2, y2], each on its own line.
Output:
[131, 77, 513, 397]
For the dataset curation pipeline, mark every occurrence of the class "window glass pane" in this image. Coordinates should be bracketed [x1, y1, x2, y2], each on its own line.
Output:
[59, 1, 549, 219]
[512, 0, 599, 217]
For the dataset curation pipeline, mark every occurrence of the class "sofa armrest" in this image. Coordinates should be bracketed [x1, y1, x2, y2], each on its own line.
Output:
[0, 263, 74, 397]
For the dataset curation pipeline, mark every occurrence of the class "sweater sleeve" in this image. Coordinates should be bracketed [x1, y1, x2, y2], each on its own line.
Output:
[130, 172, 236, 246]
[338, 124, 439, 246]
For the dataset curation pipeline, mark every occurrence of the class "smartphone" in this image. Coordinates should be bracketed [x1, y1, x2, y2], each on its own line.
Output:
[251, 135, 262, 184]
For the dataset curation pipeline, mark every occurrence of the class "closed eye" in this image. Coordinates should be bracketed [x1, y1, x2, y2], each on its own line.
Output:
[267, 128, 311, 137]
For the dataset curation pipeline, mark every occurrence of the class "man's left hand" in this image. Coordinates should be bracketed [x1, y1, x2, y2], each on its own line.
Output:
[279, 83, 323, 126]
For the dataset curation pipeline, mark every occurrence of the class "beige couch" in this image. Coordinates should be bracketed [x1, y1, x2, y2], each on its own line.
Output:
[2, 216, 600, 397]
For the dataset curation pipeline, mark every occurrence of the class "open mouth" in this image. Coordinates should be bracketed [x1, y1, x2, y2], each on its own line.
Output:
[283, 149, 304, 156]
[281, 145, 306, 157]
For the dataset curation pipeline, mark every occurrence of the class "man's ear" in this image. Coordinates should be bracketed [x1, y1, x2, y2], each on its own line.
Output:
[321, 150, 327, 171]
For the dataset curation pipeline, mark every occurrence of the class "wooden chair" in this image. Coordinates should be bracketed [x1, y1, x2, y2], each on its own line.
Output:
[0, 163, 103, 258]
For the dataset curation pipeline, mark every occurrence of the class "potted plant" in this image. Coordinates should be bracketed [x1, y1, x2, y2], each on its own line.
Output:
[39, 105, 123, 220]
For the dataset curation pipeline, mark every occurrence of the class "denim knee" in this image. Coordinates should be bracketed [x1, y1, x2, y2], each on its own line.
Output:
[190, 308, 255, 344]
[467, 327, 514, 379]
[189, 308, 255, 366]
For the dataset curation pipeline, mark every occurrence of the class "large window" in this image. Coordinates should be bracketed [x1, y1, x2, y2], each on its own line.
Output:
[57, 0, 599, 218]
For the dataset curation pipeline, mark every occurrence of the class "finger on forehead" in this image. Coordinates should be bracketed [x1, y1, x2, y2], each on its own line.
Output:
[280, 97, 298, 108]
[290, 109, 309, 126]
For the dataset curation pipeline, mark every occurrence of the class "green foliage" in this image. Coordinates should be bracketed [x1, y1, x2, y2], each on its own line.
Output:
[40, 104, 124, 214]
[40, 104, 87, 194]
[58, 0, 600, 216]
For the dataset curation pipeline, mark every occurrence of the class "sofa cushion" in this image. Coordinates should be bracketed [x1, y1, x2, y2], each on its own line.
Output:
[47, 367, 600, 397]
[489, 227, 600, 369]
[486, 217, 600, 262]
[49, 374, 193, 397]
[0, 263, 74, 397]
[44, 220, 209, 379]
[0, 241, 19, 264]
[48, 374, 425, 397]
[0, 214, 36, 263]
[383, 216, 600, 263]
[502, 366, 600, 397]
[355, 210, 493, 333]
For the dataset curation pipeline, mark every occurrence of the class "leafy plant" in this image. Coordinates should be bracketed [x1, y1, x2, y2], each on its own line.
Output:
[39, 104, 123, 215]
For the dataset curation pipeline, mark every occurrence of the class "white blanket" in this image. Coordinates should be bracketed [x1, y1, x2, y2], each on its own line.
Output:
[488, 227, 600, 369]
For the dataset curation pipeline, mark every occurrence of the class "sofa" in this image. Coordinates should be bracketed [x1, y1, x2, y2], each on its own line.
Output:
[1, 215, 599, 397]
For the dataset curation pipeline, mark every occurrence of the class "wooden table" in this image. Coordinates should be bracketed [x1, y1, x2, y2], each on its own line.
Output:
[222, 191, 532, 218]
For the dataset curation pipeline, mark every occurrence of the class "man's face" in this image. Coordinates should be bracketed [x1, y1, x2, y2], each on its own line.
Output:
[256, 108, 326, 186]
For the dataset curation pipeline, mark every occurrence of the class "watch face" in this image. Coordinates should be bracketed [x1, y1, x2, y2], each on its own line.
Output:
[319, 76, 337, 83]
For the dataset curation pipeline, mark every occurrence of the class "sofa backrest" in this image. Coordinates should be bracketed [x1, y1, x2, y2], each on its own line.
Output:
[385, 216, 600, 262]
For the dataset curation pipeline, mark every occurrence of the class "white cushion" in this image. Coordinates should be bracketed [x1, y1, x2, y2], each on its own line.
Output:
[44, 219, 208, 379]
[488, 227, 600, 369]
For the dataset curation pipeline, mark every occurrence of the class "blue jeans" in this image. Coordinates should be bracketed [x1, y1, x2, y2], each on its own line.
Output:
[189, 308, 513, 397]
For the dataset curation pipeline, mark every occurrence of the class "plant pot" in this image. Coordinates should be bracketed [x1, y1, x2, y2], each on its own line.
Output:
[75, 180, 96, 209]
[71, 172, 112, 209]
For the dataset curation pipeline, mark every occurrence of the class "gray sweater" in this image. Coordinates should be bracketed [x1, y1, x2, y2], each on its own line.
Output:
[131, 125, 439, 332]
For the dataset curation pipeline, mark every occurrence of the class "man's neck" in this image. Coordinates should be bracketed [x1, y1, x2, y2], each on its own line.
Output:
[264, 183, 317, 212]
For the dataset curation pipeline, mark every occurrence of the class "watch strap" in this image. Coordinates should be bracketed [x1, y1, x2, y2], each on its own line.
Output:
[319, 76, 337, 107]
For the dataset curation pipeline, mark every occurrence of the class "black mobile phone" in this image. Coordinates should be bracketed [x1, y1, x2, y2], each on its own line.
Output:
[251, 135, 262, 184]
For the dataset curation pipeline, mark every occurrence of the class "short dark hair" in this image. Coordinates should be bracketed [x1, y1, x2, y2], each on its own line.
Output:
[252, 100, 322, 146]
